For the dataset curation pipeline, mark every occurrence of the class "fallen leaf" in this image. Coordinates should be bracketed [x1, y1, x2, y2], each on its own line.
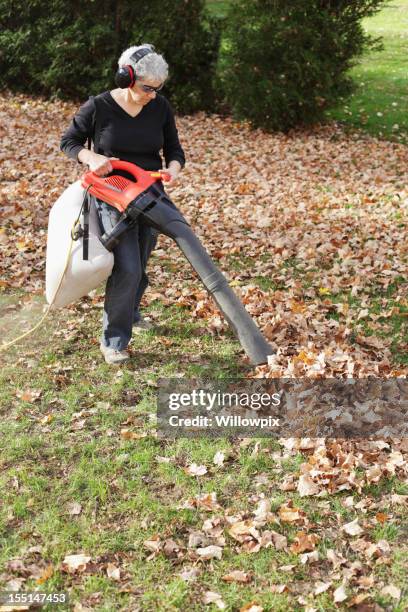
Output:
[390, 494, 408, 505]
[375, 512, 388, 524]
[106, 563, 121, 581]
[213, 450, 225, 466]
[143, 535, 162, 553]
[278, 504, 305, 524]
[290, 532, 319, 554]
[279, 564, 296, 572]
[196, 545, 223, 560]
[155, 455, 174, 463]
[228, 520, 259, 542]
[180, 492, 221, 511]
[184, 463, 208, 476]
[178, 566, 200, 582]
[297, 474, 320, 497]
[203, 591, 226, 609]
[163, 539, 182, 558]
[222, 570, 252, 583]
[270, 530, 287, 550]
[17, 389, 42, 402]
[35, 564, 54, 584]
[61, 553, 91, 574]
[314, 581, 332, 595]
[67, 502, 82, 516]
[299, 550, 319, 564]
[333, 583, 348, 603]
[40, 414, 54, 425]
[270, 584, 288, 593]
[240, 603, 264, 612]
[380, 584, 401, 600]
[342, 518, 364, 536]
[120, 428, 148, 440]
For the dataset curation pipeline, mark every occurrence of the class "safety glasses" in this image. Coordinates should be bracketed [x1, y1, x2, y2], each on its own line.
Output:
[137, 81, 164, 93]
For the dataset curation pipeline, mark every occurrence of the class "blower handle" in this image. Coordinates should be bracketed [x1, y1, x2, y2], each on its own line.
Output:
[107, 160, 171, 183]
[150, 171, 172, 182]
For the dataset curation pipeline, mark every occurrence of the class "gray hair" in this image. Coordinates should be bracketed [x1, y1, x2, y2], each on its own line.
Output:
[118, 44, 168, 83]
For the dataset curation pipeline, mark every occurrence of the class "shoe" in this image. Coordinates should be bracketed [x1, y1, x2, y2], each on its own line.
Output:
[133, 317, 154, 331]
[100, 343, 130, 364]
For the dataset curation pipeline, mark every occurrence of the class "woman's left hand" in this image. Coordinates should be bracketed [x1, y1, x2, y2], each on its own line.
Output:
[161, 162, 181, 185]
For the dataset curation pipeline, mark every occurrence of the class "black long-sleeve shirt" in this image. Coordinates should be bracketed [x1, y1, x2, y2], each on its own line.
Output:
[60, 91, 185, 171]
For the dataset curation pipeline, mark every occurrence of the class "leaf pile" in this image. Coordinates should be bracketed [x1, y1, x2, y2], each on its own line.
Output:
[1, 92, 407, 377]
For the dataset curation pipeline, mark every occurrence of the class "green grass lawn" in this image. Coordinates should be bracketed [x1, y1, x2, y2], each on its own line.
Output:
[326, 0, 408, 142]
[207, 0, 408, 142]
[0, 299, 251, 611]
[1, 255, 407, 609]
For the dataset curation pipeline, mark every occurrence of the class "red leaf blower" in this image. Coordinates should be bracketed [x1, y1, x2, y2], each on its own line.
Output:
[81, 161, 273, 365]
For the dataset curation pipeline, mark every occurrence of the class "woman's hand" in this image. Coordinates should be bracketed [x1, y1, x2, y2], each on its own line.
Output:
[161, 160, 182, 185]
[78, 150, 119, 176]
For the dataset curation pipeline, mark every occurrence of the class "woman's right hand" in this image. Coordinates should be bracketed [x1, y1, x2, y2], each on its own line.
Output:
[78, 150, 119, 176]
[88, 153, 120, 176]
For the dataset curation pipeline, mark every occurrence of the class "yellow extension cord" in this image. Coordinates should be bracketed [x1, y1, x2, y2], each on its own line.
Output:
[0, 218, 81, 353]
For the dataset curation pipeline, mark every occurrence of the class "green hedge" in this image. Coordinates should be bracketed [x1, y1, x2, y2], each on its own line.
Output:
[0, 0, 388, 128]
[218, 0, 386, 131]
[0, 0, 220, 113]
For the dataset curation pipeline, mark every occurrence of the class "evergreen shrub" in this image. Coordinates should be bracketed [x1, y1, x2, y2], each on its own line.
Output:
[219, 0, 386, 131]
[0, 0, 220, 113]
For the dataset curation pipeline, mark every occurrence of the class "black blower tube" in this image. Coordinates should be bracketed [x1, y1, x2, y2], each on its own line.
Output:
[100, 186, 274, 365]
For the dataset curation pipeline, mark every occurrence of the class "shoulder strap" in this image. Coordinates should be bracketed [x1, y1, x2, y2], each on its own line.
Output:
[83, 96, 101, 260]
[87, 95, 102, 153]
[86, 95, 94, 151]
[82, 193, 90, 260]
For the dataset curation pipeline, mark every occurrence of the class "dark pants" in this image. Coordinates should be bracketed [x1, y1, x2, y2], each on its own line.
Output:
[95, 199, 158, 350]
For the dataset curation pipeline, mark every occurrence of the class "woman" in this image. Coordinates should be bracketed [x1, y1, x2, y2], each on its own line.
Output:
[60, 44, 185, 364]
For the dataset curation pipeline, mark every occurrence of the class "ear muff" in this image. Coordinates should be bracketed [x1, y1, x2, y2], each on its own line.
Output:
[115, 65, 135, 89]
[115, 47, 154, 89]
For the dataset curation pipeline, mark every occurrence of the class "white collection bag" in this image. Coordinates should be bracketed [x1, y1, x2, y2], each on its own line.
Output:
[45, 181, 114, 308]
